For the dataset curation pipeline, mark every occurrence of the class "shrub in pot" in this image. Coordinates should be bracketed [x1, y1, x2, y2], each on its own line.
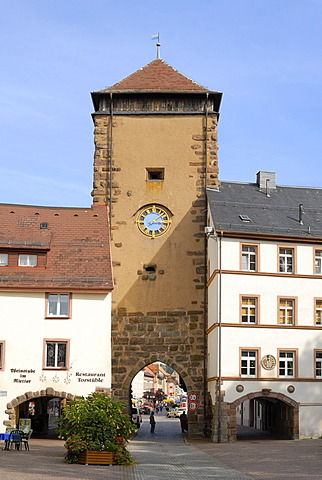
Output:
[57, 392, 136, 464]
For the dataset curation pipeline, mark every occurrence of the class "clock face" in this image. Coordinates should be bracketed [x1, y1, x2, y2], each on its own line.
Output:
[136, 205, 171, 238]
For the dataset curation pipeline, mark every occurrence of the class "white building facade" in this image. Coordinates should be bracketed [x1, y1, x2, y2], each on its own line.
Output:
[0, 203, 113, 435]
[207, 172, 322, 441]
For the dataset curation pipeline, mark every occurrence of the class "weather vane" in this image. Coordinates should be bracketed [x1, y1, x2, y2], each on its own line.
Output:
[151, 33, 161, 59]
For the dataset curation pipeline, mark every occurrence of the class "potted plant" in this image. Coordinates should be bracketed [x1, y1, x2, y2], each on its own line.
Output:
[58, 392, 136, 465]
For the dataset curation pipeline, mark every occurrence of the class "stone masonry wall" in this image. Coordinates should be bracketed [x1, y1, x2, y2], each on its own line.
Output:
[111, 309, 206, 435]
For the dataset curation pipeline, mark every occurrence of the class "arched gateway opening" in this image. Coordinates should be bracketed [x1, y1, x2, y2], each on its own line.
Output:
[223, 391, 299, 442]
[5, 388, 74, 438]
[130, 362, 187, 419]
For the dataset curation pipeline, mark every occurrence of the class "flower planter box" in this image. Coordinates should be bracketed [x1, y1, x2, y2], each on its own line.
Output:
[77, 450, 114, 465]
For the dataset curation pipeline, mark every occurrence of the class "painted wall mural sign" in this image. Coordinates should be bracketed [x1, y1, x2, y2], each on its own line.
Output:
[11, 368, 36, 384]
[75, 372, 106, 383]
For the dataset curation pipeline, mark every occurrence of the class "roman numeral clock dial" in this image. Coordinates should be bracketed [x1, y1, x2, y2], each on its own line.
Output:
[136, 205, 171, 238]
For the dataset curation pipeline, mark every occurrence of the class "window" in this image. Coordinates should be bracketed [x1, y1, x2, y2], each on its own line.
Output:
[0, 254, 8, 266]
[45, 341, 68, 368]
[47, 294, 70, 317]
[279, 298, 295, 325]
[315, 299, 322, 325]
[241, 350, 257, 377]
[315, 250, 322, 274]
[279, 247, 294, 273]
[19, 254, 37, 267]
[241, 297, 257, 324]
[279, 351, 295, 377]
[241, 245, 257, 271]
[315, 351, 322, 378]
[146, 168, 164, 181]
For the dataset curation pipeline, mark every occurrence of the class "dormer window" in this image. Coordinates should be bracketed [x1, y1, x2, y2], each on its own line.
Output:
[19, 254, 37, 267]
[0, 254, 8, 266]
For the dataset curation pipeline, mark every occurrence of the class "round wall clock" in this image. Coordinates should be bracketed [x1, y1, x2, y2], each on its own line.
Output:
[136, 205, 171, 238]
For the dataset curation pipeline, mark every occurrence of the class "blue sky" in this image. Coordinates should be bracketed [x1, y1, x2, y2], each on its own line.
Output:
[1, 0, 322, 207]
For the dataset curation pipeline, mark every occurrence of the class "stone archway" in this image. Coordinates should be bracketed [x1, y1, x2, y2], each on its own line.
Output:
[222, 390, 299, 442]
[4, 387, 76, 428]
[123, 354, 193, 399]
[112, 310, 206, 436]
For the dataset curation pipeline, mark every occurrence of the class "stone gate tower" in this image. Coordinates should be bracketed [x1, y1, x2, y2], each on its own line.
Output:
[91, 57, 222, 434]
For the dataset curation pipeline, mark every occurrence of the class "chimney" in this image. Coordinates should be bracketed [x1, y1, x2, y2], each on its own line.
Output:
[257, 171, 276, 192]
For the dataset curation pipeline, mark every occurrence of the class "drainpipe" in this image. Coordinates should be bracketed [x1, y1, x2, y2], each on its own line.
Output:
[217, 231, 223, 442]
[108, 93, 113, 235]
[203, 94, 209, 435]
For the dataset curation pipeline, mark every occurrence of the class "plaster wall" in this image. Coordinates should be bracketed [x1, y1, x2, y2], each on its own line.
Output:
[108, 115, 209, 313]
[0, 291, 111, 428]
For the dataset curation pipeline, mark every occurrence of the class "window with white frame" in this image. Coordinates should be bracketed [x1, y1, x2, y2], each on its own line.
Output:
[315, 351, 322, 378]
[315, 299, 322, 325]
[0, 254, 8, 266]
[279, 298, 295, 325]
[241, 245, 257, 271]
[279, 351, 295, 377]
[241, 350, 257, 377]
[241, 297, 257, 324]
[279, 247, 294, 273]
[315, 250, 322, 274]
[19, 254, 37, 267]
[47, 294, 70, 317]
[45, 341, 68, 368]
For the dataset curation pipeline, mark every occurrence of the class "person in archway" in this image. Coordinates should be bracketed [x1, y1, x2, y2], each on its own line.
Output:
[180, 411, 188, 433]
[150, 411, 156, 433]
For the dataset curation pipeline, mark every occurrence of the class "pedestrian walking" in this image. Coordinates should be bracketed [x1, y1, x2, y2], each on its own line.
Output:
[180, 411, 188, 433]
[150, 411, 156, 433]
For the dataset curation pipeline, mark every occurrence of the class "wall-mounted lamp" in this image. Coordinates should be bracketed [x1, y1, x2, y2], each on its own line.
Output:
[204, 226, 215, 237]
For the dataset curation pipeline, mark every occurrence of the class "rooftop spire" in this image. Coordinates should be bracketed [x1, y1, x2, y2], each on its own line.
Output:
[151, 33, 161, 59]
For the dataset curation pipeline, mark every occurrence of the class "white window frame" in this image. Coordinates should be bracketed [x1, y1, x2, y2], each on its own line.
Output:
[47, 293, 70, 317]
[19, 254, 37, 267]
[241, 297, 257, 324]
[279, 298, 295, 325]
[315, 351, 322, 378]
[241, 350, 257, 377]
[0, 254, 8, 266]
[44, 340, 68, 369]
[279, 247, 294, 274]
[315, 250, 322, 275]
[278, 351, 295, 378]
[241, 245, 257, 271]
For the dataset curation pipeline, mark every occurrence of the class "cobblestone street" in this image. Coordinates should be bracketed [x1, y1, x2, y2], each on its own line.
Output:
[1, 412, 322, 479]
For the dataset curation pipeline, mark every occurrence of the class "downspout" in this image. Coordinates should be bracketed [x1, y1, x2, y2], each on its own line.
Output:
[217, 231, 223, 442]
[109, 93, 113, 235]
[203, 93, 209, 435]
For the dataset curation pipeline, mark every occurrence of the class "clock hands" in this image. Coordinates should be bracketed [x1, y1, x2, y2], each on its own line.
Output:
[149, 214, 163, 224]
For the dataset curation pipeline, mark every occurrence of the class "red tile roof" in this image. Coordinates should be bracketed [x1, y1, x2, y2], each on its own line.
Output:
[95, 59, 215, 93]
[0, 204, 113, 291]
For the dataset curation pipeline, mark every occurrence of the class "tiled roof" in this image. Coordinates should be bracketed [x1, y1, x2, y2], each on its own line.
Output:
[0, 204, 113, 290]
[94, 59, 215, 93]
[207, 182, 322, 239]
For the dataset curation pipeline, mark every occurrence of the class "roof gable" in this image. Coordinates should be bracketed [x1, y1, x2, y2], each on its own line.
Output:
[95, 59, 212, 93]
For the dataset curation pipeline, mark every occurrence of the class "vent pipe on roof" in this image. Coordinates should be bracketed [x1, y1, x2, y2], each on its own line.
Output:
[156, 42, 161, 59]
[299, 204, 304, 225]
[266, 179, 270, 197]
